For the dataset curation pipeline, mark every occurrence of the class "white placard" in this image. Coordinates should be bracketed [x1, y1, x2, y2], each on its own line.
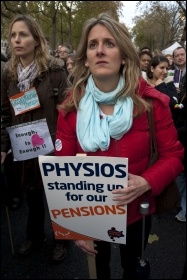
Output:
[39, 155, 128, 244]
[7, 119, 54, 161]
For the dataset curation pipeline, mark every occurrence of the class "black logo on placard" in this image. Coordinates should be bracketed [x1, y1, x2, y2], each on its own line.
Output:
[107, 227, 125, 241]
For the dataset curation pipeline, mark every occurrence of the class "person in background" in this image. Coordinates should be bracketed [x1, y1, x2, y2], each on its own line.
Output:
[66, 52, 76, 85]
[54, 13, 184, 279]
[66, 53, 75, 75]
[165, 53, 175, 81]
[146, 55, 178, 112]
[58, 43, 71, 75]
[140, 46, 151, 52]
[165, 53, 175, 70]
[139, 50, 153, 72]
[139, 50, 153, 80]
[172, 46, 186, 222]
[1, 14, 68, 263]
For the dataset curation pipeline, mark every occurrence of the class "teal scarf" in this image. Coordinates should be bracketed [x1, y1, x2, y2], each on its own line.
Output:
[77, 75, 133, 152]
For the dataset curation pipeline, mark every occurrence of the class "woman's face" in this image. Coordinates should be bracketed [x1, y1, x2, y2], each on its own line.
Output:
[10, 20, 38, 61]
[166, 56, 173, 65]
[85, 24, 123, 86]
[66, 57, 74, 74]
[139, 54, 152, 71]
[151, 61, 169, 80]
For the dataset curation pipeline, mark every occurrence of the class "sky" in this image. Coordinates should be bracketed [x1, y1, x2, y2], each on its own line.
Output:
[119, 1, 140, 28]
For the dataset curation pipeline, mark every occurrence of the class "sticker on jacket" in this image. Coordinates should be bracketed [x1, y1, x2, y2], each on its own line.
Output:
[55, 139, 62, 151]
[6, 118, 54, 161]
[9, 87, 40, 116]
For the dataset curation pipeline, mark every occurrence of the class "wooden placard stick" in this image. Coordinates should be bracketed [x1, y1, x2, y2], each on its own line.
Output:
[76, 154, 97, 279]
[86, 240, 97, 279]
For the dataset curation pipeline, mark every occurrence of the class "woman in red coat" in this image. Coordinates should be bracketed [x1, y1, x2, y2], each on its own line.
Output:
[54, 13, 184, 279]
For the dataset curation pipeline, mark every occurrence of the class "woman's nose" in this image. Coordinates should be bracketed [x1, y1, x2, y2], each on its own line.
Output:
[14, 35, 20, 43]
[96, 44, 105, 55]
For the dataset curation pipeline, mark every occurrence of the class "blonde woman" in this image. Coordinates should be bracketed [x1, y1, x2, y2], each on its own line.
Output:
[54, 13, 183, 278]
[1, 14, 68, 262]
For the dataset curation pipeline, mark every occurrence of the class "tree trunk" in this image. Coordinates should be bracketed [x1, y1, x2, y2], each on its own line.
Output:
[179, 20, 186, 47]
[21, 2, 27, 14]
[51, 2, 57, 51]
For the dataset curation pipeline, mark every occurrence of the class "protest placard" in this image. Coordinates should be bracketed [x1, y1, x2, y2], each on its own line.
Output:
[39, 155, 128, 244]
[7, 119, 54, 161]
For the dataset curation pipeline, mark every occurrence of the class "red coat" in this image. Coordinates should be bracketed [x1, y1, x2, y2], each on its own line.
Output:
[54, 78, 184, 225]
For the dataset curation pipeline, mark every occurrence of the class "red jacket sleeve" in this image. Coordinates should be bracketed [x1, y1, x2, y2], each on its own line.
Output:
[54, 109, 78, 156]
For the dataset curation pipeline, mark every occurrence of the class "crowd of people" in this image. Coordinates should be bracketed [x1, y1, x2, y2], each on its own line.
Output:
[139, 47, 186, 223]
[1, 12, 186, 279]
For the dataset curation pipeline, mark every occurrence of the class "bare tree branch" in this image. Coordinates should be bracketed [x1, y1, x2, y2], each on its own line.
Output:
[176, 1, 186, 14]
[2, 1, 22, 14]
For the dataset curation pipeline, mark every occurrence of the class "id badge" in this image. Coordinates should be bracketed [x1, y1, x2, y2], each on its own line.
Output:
[9, 87, 40, 116]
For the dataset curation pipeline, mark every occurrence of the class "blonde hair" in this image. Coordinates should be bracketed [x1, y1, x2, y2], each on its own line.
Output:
[60, 13, 149, 116]
[7, 14, 52, 81]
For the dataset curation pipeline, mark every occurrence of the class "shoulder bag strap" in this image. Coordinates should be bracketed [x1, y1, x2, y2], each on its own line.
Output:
[147, 98, 158, 166]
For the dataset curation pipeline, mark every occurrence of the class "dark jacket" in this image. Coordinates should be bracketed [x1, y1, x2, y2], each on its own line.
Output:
[172, 71, 186, 129]
[156, 75, 186, 170]
[1, 58, 68, 153]
[172, 71, 186, 170]
[155, 81, 178, 111]
[1, 58, 68, 190]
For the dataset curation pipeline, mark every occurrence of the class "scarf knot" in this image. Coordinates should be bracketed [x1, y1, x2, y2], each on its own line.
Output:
[17, 61, 38, 92]
[77, 75, 133, 152]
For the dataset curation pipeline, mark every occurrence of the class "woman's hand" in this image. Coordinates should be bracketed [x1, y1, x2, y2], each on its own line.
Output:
[75, 240, 98, 256]
[112, 173, 151, 206]
[1, 152, 6, 165]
